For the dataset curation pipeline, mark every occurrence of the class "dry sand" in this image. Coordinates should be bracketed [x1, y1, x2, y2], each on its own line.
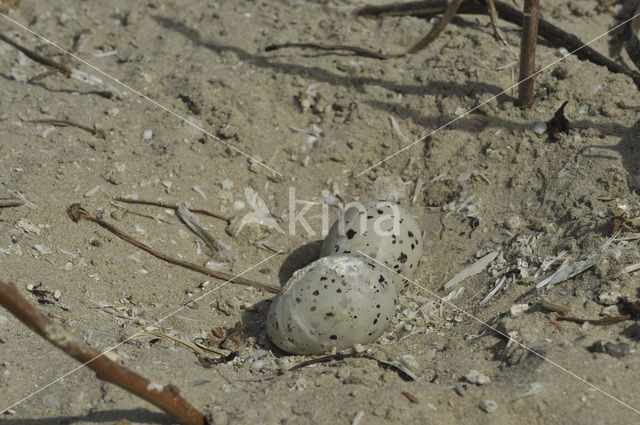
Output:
[1, 0, 640, 424]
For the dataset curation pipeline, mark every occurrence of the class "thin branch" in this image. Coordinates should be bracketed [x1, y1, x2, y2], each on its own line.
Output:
[265, 42, 392, 59]
[114, 197, 231, 223]
[0, 280, 207, 425]
[0, 32, 123, 99]
[406, 0, 464, 54]
[486, 0, 511, 48]
[22, 118, 105, 139]
[556, 314, 632, 325]
[518, 0, 540, 107]
[67, 204, 279, 293]
[0, 32, 72, 76]
[0, 199, 23, 208]
[353, 0, 640, 87]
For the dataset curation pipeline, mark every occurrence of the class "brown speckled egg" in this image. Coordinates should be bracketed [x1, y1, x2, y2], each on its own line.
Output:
[320, 201, 422, 295]
[266, 254, 396, 355]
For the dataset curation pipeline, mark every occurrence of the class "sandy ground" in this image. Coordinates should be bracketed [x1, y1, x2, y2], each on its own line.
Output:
[1, 0, 640, 424]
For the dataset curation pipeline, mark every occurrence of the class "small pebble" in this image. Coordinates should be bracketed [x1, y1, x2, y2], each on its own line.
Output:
[465, 369, 490, 385]
[480, 400, 497, 413]
[510, 303, 529, 317]
[577, 105, 589, 115]
[454, 383, 467, 396]
[605, 342, 629, 358]
[142, 129, 153, 140]
[533, 122, 547, 134]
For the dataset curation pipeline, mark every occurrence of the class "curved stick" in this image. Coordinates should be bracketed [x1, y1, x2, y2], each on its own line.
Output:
[0, 280, 207, 425]
[67, 204, 279, 293]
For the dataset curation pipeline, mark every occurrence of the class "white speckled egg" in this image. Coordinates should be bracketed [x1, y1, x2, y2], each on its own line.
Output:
[320, 201, 422, 295]
[266, 254, 396, 355]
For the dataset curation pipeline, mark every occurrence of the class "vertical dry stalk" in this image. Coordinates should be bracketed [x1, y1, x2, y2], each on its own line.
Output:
[518, 0, 540, 107]
[0, 280, 207, 425]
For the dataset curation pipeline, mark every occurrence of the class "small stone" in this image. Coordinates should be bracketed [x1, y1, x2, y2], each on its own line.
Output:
[604, 342, 629, 358]
[397, 354, 419, 374]
[454, 383, 467, 396]
[142, 129, 153, 140]
[465, 369, 491, 385]
[480, 400, 497, 413]
[510, 304, 529, 317]
[454, 106, 466, 116]
[577, 105, 589, 115]
[533, 122, 547, 134]
[248, 359, 264, 373]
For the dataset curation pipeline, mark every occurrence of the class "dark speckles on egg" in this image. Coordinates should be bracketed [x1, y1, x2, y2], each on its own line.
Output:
[313, 289, 320, 296]
[398, 253, 407, 263]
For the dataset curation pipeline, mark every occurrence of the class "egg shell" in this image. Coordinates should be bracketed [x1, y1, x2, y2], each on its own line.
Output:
[320, 201, 422, 295]
[267, 254, 396, 355]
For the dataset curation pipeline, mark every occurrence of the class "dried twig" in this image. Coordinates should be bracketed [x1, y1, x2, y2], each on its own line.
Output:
[0, 32, 123, 99]
[31, 28, 94, 81]
[288, 352, 364, 371]
[0, 280, 208, 425]
[518, 0, 540, 107]
[115, 197, 230, 223]
[22, 118, 105, 139]
[486, 0, 510, 47]
[0, 32, 72, 76]
[406, 0, 464, 55]
[0, 198, 23, 208]
[266, 41, 391, 59]
[67, 204, 279, 293]
[556, 314, 632, 325]
[352, 1, 640, 87]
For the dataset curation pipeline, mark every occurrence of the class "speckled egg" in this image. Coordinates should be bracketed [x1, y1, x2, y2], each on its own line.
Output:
[266, 254, 396, 355]
[320, 201, 422, 295]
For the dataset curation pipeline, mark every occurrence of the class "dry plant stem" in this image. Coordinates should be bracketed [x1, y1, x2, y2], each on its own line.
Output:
[115, 197, 230, 223]
[626, 0, 640, 69]
[0, 32, 122, 99]
[0, 33, 72, 76]
[354, 0, 640, 87]
[67, 204, 279, 293]
[31, 28, 93, 81]
[265, 42, 391, 59]
[406, 0, 464, 54]
[0, 281, 207, 425]
[288, 352, 364, 371]
[23, 119, 105, 139]
[518, 0, 539, 107]
[486, 0, 509, 47]
[266, 0, 464, 58]
[556, 314, 632, 325]
[0, 199, 23, 208]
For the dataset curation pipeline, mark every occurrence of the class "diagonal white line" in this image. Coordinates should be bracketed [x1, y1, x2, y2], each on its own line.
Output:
[356, 11, 640, 177]
[357, 250, 640, 416]
[0, 250, 282, 414]
[0, 12, 282, 177]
